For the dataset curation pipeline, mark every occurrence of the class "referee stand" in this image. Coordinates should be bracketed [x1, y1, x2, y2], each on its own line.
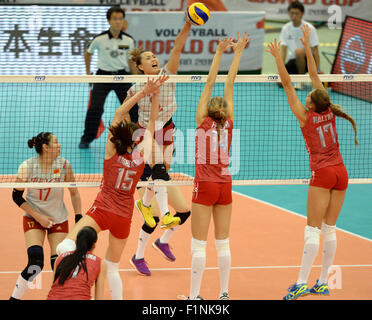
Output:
[79, 6, 138, 149]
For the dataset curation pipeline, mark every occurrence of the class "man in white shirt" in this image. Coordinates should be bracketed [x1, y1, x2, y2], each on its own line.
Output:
[79, 6, 137, 149]
[280, 1, 322, 79]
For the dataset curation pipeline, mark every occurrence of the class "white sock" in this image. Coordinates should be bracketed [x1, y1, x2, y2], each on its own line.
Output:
[319, 223, 337, 284]
[142, 187, 154, 207]
[215, 238, 231, 296]
[297, 225, 321, 284]
[160, 226, 180, 244]
[135, 229, 152, 259]
[189, 238, 207, 300]
[153, 184, 169, 217]
[105, 259, 122, 300]
[11, 274, 29, 300]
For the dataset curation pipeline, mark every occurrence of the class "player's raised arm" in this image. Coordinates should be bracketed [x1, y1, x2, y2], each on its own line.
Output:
[165, 21, 192, 74]
[300, 24, 324, 90]
[266, 39, 306, 126]
[224, 32, 250, 121]
[196, 37, 233, 126]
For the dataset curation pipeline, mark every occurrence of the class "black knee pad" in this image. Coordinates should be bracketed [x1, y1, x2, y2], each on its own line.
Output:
[151, 164, 170, 181]
[141, 216, 160, 234]
[174, 211, 191, 225]
[21, 245, 44, 281]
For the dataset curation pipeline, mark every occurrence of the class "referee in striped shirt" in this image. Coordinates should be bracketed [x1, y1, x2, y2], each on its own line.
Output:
[79, 6, 137, 149]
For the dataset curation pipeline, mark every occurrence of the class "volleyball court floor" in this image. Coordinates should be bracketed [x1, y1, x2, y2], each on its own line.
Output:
[0, 183, 371, 300]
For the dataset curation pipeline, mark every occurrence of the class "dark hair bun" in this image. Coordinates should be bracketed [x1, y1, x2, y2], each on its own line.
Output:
[27, 137, 36, 149]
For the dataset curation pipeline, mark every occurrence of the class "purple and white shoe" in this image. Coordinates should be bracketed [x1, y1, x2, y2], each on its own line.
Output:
[152, 238, 176, 262]
[130, 255, 151, 276]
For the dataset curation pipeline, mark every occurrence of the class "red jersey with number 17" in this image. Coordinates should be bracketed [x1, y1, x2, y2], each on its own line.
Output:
[195, 117, 233, 183]
[301, 108, 343, 171]
[93, 151, 145, 219]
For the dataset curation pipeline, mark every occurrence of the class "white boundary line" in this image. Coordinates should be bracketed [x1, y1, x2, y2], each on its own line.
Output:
[1, 264, 372, 275]
[232, 190, 372, 243]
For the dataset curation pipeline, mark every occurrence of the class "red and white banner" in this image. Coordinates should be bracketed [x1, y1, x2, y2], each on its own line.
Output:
[126, 11, 265, 72]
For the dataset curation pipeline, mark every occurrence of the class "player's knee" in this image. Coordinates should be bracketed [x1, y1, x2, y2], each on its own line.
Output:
[174, 211, 191, 225]
[56, 238, 76, 255]
[151, 163, 170, 181]
[304, 225, 321, 246]
[321, 222, 336, 242]
[191, 238, 206, 258]
[215, 238, 230, 257]
[21, 245, 44, 281]
[295, 48, 306, 57]
[141, 216, 160, 234]
[105, 259, 119, 275]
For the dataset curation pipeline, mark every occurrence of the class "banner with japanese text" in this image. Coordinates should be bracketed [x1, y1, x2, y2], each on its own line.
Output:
[0, 6, 265, 75]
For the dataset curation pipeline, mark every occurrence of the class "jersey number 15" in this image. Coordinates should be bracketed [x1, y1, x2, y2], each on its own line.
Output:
[115, 168, 136, 191]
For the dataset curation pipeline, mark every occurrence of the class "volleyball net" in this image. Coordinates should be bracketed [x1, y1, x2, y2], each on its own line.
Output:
[0, 74, 371, 188]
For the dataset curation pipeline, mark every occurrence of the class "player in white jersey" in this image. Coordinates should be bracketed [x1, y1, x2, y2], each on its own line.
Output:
[10, 132, 82, 300]
[127, 20, 192, 276]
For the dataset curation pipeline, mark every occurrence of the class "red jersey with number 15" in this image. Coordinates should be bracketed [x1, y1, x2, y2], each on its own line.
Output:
[301, 108, 343, 171]
[93, 151, 145, 219]
[195, 117, 233, 183]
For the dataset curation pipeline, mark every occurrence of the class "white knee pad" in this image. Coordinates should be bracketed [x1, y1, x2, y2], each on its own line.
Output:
[215, 238, 230, 257]
[304, 225, 321, 245]
[56, 238, 76, 255]
[321, 222, 337, 242]
[105, 259, 120, 274]
[191, 238, 206, 258]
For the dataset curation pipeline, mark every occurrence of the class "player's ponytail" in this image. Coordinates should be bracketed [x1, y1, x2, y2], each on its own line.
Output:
[208, 97, 228, 134]
[54, 227, 97, 286]
[329, 103, 358, 146]
[109, 120, 139, 155]
[27, 132, 52, 154]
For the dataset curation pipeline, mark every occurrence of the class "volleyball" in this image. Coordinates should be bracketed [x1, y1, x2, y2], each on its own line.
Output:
[186, 2, 210, 26]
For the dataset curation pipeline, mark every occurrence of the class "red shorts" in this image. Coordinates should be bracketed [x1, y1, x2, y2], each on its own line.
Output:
[192, 181, 232, 206]
[310, 163, 348, 191]
[23, 216, 69, 234]
[86, 206, 132, 240]
[136, 120, 175, 146]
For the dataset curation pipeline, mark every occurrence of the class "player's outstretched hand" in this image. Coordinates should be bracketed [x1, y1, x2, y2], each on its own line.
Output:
[216, 37, 234, 53]
[231, 32, 251, 52]
[266, 38, 281, 58]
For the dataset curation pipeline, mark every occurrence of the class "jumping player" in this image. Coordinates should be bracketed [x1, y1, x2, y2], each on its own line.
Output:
[188, 33, 250, 300]
[47, 226, 106, 300]
[266, 25, 358, 300]
[128, 19, 193, 273]
[10, 132, 82, 300]
[56, 75, 168, 300]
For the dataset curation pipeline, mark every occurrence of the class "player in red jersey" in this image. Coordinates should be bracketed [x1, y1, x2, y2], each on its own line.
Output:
[267, 25, 358, 300]
[47, 226, 106, 300]
[56, 75, 169, 300]
[188, 33, 250, 301]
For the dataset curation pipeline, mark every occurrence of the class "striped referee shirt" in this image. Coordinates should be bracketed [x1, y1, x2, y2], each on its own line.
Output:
[87, 29, 135, 72]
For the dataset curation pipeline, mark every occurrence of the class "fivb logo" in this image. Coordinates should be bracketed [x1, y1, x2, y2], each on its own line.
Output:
[343, 74, 354, 80]
[34, 76, 46, 81]
[267, 75, 279, 81]
[191, 76, 202, 81]
[113, 76, 125, 81]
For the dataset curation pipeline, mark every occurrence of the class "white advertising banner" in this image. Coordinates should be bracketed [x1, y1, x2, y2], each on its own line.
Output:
[0, 6, 265, 74]
[5, 0, 188, 11]
[220, 0, 372, 22]
[126, 11, 265, 72]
